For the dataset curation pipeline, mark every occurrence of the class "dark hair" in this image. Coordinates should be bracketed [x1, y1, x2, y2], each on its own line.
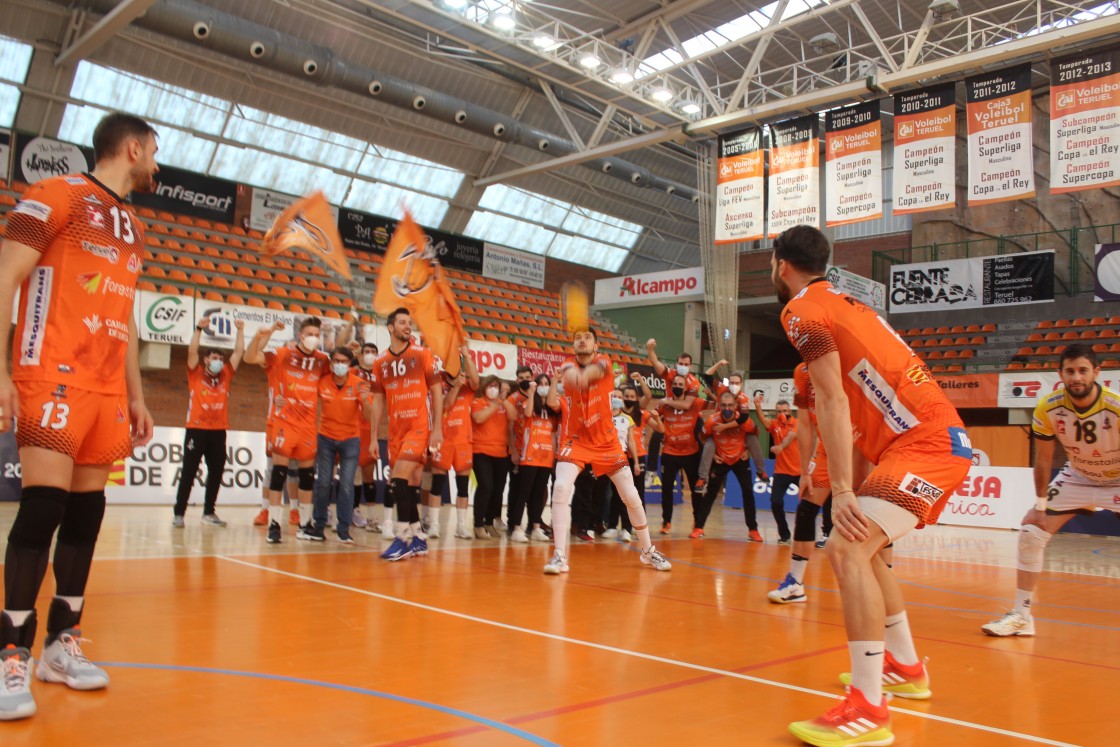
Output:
[620, 383, 638, 394]
[299, 316, 322, 332]
[516, 365, 533, 377]
[574, 327, 598, 341]
[776, 399, 790, 407]
[361, 342, 378, 354]
[480, 375, 500, 392]
[203, 348, 224, 359]
[533, 373, 552, 415]
[774, 225, 831, 274]
[1059, 343, 1098, 368]
[729, 370, 744, 382]
[331, 346, 355, 362]
[92, 112, 157, 163]
[533, 372, 551, 386]
[677, 353, 692, 364]
[387, 307, 409, 325]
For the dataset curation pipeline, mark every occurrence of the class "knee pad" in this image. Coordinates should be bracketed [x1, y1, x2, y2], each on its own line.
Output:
[8, 487, 68, 550]
[57, 491, 106, 546]
[1017, 524, 1052, 573]
[269, 465, 289, 491]
[298, 467, 315, 492]
[429, 473, 448, 497]
[552, 479, 574, 507]
[611, 472, 642, 509]
[455, 475, 470, 498]
[794, 500, 819, 542]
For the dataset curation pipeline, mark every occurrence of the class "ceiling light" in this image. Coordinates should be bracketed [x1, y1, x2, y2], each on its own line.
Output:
[492, 12, 516, 31]
[650, 86, 673, 102]
[680, 101, 702, 115]
[579, 54, 602, 70]
[441, 0, 468, 9]
[532, 33, 555, 49]
[609, 68, 635, 84]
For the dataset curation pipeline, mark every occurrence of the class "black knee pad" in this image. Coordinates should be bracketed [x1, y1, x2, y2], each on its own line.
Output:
[429, 473, 448, 497]
[794, 500, 819, 542]
[455, 475, 470, 498]
[269, 464, 289, 491]
[298, 467, 315, 491]
[8, 487, 68, 550]
[57, 491, 106, 546]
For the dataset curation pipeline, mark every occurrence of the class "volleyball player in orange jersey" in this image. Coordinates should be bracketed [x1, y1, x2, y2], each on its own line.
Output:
[655, 390, 704, 535]
[772, 226, 970, 747]
[540, 328, 671, 575]
[368, 308, 444, 561]
[428, 344, 478, 540]
[0, 113, 158, 720]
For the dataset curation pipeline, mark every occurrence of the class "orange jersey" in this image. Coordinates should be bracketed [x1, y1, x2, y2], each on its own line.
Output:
[7, 174, 145, 395]
[318, 371, 370, 441]
[557, 354, 618, 450]
[442, 385, 475, 447]
[792, 362, 814, 412]
[715, 382, 753, 417]
[185, 364, 234, 430]
[703, 413, 750, 463]
[768, 416, 800, 475]
[658, 401, 702, 456]
[665, 370, 701, 397]
[508, 391, 529, 446]
[372, 344, 441, 432]
[518, 410, 558, 468]
[781, 278, 962, 463]
[264, 346, 330, 431]
[631, 409, 652, 457]
[471, 396, 509, 458]
[353, 364, 379, 422]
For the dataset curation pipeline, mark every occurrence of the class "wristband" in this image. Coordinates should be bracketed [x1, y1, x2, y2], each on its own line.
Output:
[1035, 496, 1048, 511]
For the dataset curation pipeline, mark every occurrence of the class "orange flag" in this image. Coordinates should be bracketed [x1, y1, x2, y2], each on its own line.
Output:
[373, 212, 466, 376]
[261, 192, 351, 280]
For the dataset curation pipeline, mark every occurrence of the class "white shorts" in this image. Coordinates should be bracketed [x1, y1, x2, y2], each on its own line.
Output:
[858, 496, 919, 544]
[1045, 464, 1120, 514]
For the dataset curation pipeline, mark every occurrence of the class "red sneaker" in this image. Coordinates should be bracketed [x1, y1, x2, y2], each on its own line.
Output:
[252, 508, 269, 526]
[840, 652, 931, 700]
[788, 687, 892, 746]
[689, 527, 704, 539]
[289, 508, 300, 526]
[748, 529, 764, 543]
[660, 521, 672, 535]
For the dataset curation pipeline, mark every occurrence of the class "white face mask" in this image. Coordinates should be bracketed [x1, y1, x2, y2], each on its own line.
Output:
[362, 353, 376, 366]
[302, 334, 321, 352]
[675, 363, 689, 376]
[729, 383, 741, 395]
[207, 359, 224, 376]
[536, 385, 550, 397]
[486, 386, 500, 400]
[331, 362, 349, 377]
[610, 397, 624, 411]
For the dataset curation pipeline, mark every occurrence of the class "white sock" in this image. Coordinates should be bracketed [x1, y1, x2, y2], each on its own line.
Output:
[299, 505, 312, 524]
[1013, 589, 1033, 617]
[268, 505, 283, 524]
[790, 556, 809, 584]
[395, 521, 411, 540]
[421, 504, 432, 523]
[884, 611, 919, 666]
[383, 505, 394, 526]
[849, 641, 885, 704]
[634, 527, 652, 551]
[56, 596, 84, 613]
[551, 503, 571, 556]
[456, 506, 468, 526]
[2, 609, 33, 627]
[411, 521, 424, 539]
[260, 498, 270, 510]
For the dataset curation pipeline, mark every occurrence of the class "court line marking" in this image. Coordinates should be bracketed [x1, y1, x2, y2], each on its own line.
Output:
[217, 554, 1081, 747]
[96, 661, 560, 747]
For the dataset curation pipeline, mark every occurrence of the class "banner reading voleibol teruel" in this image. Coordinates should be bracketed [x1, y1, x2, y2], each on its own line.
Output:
[825, 101, 882, 227]
[714, 128, 765, 244]
[1050, 49, 1120, 194]
[893, 83, 956, 214]
[767, 115, 819, 237]
[966, 64, 1035, 205]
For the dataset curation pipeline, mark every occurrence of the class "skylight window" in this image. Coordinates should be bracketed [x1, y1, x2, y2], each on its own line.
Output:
[0, 36, 38, 128]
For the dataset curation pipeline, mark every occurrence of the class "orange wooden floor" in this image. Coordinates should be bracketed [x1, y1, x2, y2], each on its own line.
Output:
[0, 503, 1117, 746]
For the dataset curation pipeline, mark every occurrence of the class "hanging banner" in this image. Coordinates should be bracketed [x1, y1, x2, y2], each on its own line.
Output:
[134, 290, 196, 345]
[0, 130, 11, 183]
[338, 207, 392, 254]
[825, 265, 886, 311]
[890, 251, 1053, 313]
[131, 164, 238, 224]
[966, 64, 1036, 205]
[767, 115, 820, 237]
[594, 267, 704, 306]
[714, 128, 765, 244]
[893, 83, 957, 214]
[483, 243, 546, 289]
[1095, 243, 1120, 301]
[825, 101, 882, 227]
[13, 132, 92, 184]
[1050, 49, 1120, 194]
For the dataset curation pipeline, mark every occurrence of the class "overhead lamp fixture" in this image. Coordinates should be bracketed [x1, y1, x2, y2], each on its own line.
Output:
[810, 32, 840, 53]
[532, 33, 555, 49]
[928, 0, 960, 18]
[579, 53, 602, 70]
[492, 11, 516, 31]
[440, 0, 469, 9]
[650, 86, 674, 102]
[680, 101, 702, 115]
[609, 67, 635, 84]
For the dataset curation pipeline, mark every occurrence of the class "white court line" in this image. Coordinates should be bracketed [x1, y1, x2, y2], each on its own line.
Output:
[217, 554, 1081, 747]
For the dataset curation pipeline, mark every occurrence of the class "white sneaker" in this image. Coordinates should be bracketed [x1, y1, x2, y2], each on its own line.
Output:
[640, 546, 672, 571]
[493, 518, 507, 532]
[381, 522, 395, 541]
[171, 515, 185, 528]
[767, 573, 807, 604]
[36, 630, 109, 690]
[200, 513, 227, 527]
[352, 511, 368, 529]
[543, 551, 569, 575]
[0, 646, 35, 721]
[455, 523, 473, 540]
[602, 528, 619, 539]
[981, 610, 1036, 637]
[510, 527, 529, 543]
[366, 519, 381, 534]
[529, 527, 550, 542]
[427, 522, 441, 540]
[618, 529, 632, 542]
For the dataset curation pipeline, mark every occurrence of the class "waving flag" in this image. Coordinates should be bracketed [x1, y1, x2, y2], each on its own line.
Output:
[261, 191, 351, 280]
[373, 212, 466, 376]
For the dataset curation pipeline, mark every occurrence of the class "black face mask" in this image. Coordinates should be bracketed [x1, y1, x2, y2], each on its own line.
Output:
[623, 400, 637, 409]
[519, 379, 532, 392]
[672, 387, 685, 398]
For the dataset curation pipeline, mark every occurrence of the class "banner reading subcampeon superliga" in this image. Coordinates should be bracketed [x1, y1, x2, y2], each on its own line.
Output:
[966, 64, 1035, 205]
[715, 128, 765, 243]
[767, 115, 819, 237]
[893, 83, 956, 214]
[825, 101, 882, 227]
[1050, 49, 1120, 194]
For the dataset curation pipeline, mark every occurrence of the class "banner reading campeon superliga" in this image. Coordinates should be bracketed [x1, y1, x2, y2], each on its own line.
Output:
[767, 115, 819, 237]
[715, 128, 765, 244]
[893, 83, 956, 214]
[966, 64, 1035, 206]
[825, 101, 882, 227]
[1050, 49, 1120, 194]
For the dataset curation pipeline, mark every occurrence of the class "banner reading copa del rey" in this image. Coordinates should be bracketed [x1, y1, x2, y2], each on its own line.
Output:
[768, 115, 820, 237]
[966, 64, 1036, 206]
[594, 267, 704, 306]
[825, 101, 882, 227]
[482, 243, 545, 289]
[714, 128, 765, 244]
[890, 251, 1053, 313]
[1050, 49, 1120, 194]
[825, 265, 886, 311]
[893, 83, 956, 215]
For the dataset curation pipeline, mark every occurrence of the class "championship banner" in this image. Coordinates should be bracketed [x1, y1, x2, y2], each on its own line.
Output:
[966, 64, 1035, 205]
[825, 265, 886, 311]
[13, 132, 92, 184]
[825, 101, 882, 227]
[714, 128, 765, 243]
[893, 83, 956, 214]
[937, 466, 1036, 529]
[135, 290, 196, 345]
[768, 115, 820, 236]
[1094, 243, 1120, 301]
[483, 243, 546, 289]
[890, 251, 1053, 312]
[132, 163, 238, 224]
[1050, 49, 1120, 194]
[518, 348, 570, 378]
[0, 130, 11, 182]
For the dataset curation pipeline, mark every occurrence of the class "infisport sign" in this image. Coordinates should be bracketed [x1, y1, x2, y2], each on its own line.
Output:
[594, 267, 704, 307]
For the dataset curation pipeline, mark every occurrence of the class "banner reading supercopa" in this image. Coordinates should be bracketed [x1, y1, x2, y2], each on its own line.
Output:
[767, 115, 820, 237]
[1050, 49, 1120, 194]
[825, 101, 882, 227]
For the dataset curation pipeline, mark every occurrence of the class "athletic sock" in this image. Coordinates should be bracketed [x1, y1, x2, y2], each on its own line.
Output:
[1013, 588, 1033, 617]
[456, 506, 468, 527]
[849, 641, 885, 704]
[268, 505, 283, 524]
[790, 554, 809, 584]
[884, 611, 919, 666]
[298, 504, 312, 525]
[634, 527, 652, 551]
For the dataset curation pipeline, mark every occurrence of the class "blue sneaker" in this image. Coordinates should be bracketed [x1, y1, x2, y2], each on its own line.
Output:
[408, 536, 429, 556]
[380, 537, 413, 562]
[766, 573, 806, 604]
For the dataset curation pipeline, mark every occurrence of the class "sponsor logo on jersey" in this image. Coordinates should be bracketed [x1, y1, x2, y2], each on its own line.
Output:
[848, 359, 922, 434]
[900, 472, 944, 503]
[77, 272, 102, 294]
[904, 363, 932, 386]
[116, 404, 127, 423]
[102, 277, 136, 300]
[83, 314, 103, 335]
[58, 364, 74, 374]
[82, 193, 103, 205]
[86, 204, 105, 229]
[81, 241, 119, 264]
[12, 199, 52, 222]
[64, 176, 86, 185]
[52, 385, 67, 400]
[127, 253, 142, 274]
[20, 267, 52, 367]
[105, 318, 129, 342]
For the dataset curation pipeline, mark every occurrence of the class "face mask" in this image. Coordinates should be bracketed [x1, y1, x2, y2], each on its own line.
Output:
[729, 384, 741, 395]
[486, 386, 500, 399]
[331, 362, 349, 377]
[302, 334, 321, 351]
[721, 408, 735, 419]
[362, 353, 376, 366]
[610, 397, 624, 411]
[207, 359, 224, 376]
[777, 413, 789, 423]
[536, 385, 550, 397]
[624, 400, 637, 409]
[672, 387, 685, 398]
[519, 379, 532, 392]
[675, 363, 689, 377]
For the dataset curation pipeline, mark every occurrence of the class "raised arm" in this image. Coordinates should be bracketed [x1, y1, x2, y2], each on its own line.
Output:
[631, 371, 653, 409]
[244, 320, 284, 366]
[230, 319, 246, 370]
[187, 317, 206, 370]
[753, 395, 774, 430]
[646, 338, 667, 376]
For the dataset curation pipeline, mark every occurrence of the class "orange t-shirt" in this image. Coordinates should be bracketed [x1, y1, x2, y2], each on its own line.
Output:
[715, 382, 753, 418]
[318, 371, 370, 441]
[264, 346, 329, 431]
[471, 396, 509, 458]
[7, 174, 145, 394]
[768, 415, 800, 475]
[781, 278, 962, 463]
[658, 401, 702, 456]
[702, 412, 751, 464]
[443, 384, 475, 447]
[371, 344, 441, 435]
[631, 409, 651, 458]
[508, 391, 529, 447]
[185, 364, 234, 430]
[519, 409, 558, 468]
[557, 354, 617, 449]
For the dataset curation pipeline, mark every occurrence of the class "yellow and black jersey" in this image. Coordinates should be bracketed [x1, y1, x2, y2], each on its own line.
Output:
[1032, 384, 1120, 484]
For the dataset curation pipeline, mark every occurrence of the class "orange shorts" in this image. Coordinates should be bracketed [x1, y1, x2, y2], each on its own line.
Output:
[431, 441, 472, 473]
[810, 441, 830, 490]
[269, 422, 317, 463]
[557, 439, 629, 478]
[858, 426, 972, 526]
[14, 380, 131, 465]
[389, 428, 430, 466]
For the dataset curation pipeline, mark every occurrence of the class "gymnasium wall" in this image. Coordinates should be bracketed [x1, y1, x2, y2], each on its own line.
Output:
[598, 302, 688, 359]
[144, 346, 270, 432]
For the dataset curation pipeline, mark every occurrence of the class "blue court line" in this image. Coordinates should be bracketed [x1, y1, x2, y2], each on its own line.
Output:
[96, 661, 559, 746]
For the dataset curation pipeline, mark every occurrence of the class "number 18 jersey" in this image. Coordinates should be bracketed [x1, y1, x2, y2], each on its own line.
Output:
[1033, 384, 1120, 484]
